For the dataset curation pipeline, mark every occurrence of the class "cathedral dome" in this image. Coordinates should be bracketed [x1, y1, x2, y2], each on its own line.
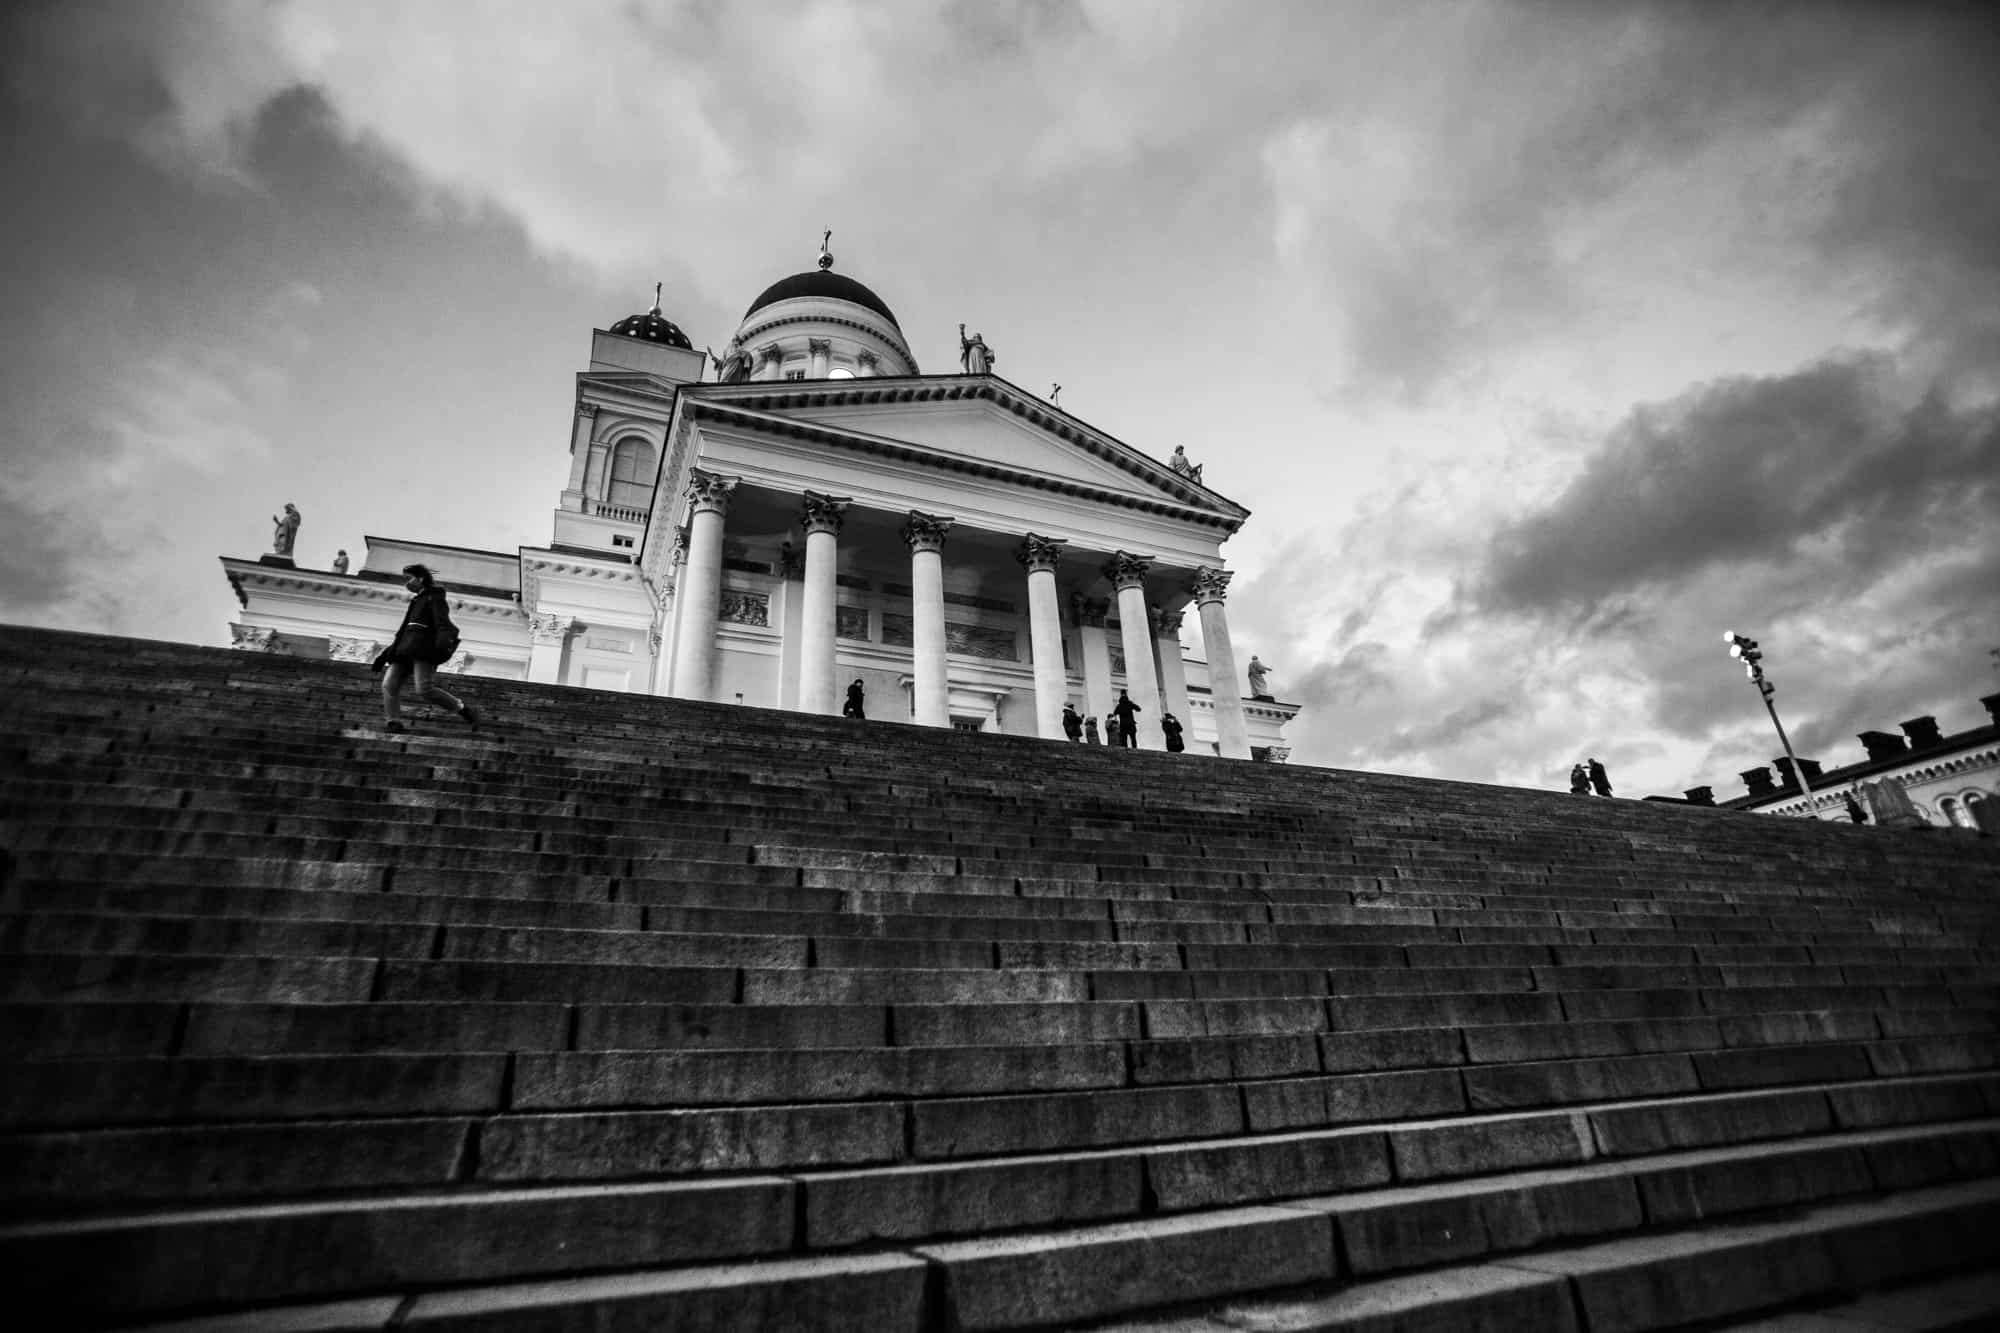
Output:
[609, 284, 693, 349]
[744, 269, 901, 330]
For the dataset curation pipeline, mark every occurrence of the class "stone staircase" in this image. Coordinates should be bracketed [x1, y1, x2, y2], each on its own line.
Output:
[3, 623, 1999, 1332]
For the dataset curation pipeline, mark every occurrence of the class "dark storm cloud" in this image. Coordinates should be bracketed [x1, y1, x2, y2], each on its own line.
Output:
[1478, 355, 2000, 616]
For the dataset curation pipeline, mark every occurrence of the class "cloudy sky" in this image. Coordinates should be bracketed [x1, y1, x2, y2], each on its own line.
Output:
[3, 0, 1996, 798]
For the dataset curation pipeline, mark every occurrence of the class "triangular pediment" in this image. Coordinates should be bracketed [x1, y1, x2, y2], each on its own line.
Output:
[684, 377, 1244, 521]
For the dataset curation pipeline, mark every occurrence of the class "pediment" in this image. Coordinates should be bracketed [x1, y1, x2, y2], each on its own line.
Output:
[688, 380, 1240, 520]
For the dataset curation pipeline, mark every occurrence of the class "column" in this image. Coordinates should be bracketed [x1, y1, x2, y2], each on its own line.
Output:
[670, 472, 735, 700]
[857, 351, 880, 378]
[904, 511, 955, 727]
[1106, 552, 1166, 749]
[1073, 595, 1114, 728]
[797, 491, 850, 714]
[1017, 533, 1068, 739]
[808, 338, 831, 379]
[1192, 566, 1252, 759]
[660, 531, 688, 695]
[527, 613, 573, 684]
[1153, 606, 1193, 727]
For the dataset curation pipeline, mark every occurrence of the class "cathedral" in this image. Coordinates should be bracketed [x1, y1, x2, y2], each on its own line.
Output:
[221, 240, 1299, 758]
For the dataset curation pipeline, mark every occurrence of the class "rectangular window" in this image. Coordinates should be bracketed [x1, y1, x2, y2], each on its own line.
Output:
[612, 534, 634, 548]
[784, 369, 807, 381]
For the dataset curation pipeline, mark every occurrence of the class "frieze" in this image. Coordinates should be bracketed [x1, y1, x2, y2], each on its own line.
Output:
[719, 591, 770, 628]
[881, 614, 1018, 661]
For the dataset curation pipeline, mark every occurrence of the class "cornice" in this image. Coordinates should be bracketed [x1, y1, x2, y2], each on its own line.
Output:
[518, 550, 646, 583]
[219, 559, 526, 621]
[684, 375, 1249, 521]
[682, 396, 1246, 533]
[731, 310, 917, 369]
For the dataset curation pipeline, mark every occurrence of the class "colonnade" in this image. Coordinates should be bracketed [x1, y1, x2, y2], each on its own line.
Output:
[663, 470, 1252, 757]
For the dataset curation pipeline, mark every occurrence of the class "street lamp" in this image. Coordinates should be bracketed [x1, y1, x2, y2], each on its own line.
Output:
[1722, 630, 1815, 813]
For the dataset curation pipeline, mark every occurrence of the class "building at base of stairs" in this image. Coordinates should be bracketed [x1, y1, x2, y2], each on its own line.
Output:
[220, 246, 1299, 759]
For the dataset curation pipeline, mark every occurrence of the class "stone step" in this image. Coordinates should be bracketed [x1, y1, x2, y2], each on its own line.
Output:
[1095, 1186, 2000, 1332]
[1715, 1268, 2000, 1331]
[20, 1115, 1993, 1324]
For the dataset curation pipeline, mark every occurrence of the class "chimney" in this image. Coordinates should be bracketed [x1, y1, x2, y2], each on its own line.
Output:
[1859, 730, 1908, 761]
[1741, 766, 1777, 797]
[1683, 786, 1715, 806]
[1797, 758, 1823, 784]
[1900, 716, 1944, 750]
[1981, 693, 2000, 728]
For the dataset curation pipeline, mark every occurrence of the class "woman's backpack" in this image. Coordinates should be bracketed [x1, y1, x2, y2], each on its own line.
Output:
[431, 594, 462, 663]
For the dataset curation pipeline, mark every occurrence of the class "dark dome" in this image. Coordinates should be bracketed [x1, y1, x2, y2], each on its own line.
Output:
[609, 306, 693, 349]
[743, 270, 901, 329]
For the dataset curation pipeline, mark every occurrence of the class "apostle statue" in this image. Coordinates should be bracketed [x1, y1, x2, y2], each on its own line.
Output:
[272, 503, 301, 558]
[1246, 654, 1272, 700]
[959, 323, 995, 375]
[332, 549, 350, 575]
[1167, 445, 1204, 484]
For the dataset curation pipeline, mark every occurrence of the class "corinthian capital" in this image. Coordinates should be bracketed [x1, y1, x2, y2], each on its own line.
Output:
[1151, 606, 1185, 636]
[1070, 595, 1108, 628]
[685, 471, 737, 516]
[801, 491, 851, 536]
[230, 624, 283, 653]
[529, 613, 575, 645]
[326, 635, 380, 664]
[1016, 532, 1065, 574]
[1104, 551, 1153, 591]
[1189, 565, 1233, 604]
[807, 337, 832, 356]
[902, 510, 955, 554]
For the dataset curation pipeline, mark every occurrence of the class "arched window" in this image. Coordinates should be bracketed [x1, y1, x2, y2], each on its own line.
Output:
[1955, 793, 1984, 829]
[1939, 797, 1961, 827]
[606, 438, 657, 511]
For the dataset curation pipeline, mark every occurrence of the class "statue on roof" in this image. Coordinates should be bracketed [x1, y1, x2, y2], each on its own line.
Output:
[1168, 445, 1204, 484]
[1050, 383, 1061, 406]
[819, 228, 834, 271]
[959, 323, 995, 375]
[271, 503, 300, 558]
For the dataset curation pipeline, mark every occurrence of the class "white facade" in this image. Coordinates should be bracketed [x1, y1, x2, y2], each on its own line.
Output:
[222, 257, 1300, 758]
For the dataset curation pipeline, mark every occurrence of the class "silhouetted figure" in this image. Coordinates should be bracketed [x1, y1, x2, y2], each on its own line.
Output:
[1588, 758, 1612, 797]
[1104, 715, 1121, 747]
[331, 549, 349, 575]
[372, 563, 479, 734]
[1111, 690, 1140, 749]
[1569, 764, 1590, 795]
[1845, 792, 1867, 823]
[1062, 703, 1083, 741]
[1161, 712, 1185, 753]
[1084, 716, 1101, 745]
[843, 679, 866, 719]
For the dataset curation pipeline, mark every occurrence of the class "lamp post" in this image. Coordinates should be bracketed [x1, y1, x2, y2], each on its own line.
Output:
[1722, 631, 1816, 815]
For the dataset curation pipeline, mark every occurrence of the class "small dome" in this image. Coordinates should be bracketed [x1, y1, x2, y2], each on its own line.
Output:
[744, 261, 901, 329]
[610, 283, 693, 349]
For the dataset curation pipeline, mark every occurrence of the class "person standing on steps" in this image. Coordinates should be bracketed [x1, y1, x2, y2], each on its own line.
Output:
[373, 563, 480, 734]
[1062, 703, 1083, 742]
[843, 678, 867, 719]
[1111, 689, 1140, 749]
[1845, 791, 1868, 823]
[1161, 712, 1185, 753]
[1103, 714, 1120, 747]
[1569, 763, 1590, 795]
[1588, 757, 1613, 797]
[1084, 715, 1102, 745]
